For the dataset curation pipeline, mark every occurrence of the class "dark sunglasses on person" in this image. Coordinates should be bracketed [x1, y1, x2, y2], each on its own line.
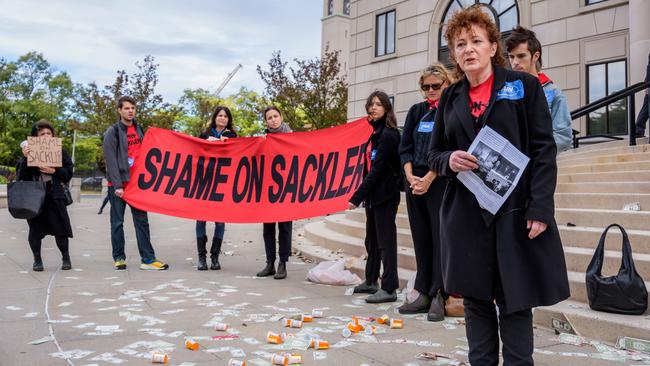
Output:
[421, 83, 443, 91]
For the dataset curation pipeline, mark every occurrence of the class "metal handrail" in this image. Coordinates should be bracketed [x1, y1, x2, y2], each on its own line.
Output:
[570, 80, 649, 148]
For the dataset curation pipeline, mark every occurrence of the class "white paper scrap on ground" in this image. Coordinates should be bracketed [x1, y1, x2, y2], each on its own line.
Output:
[29, 336, 53, 345]
[89, 352, 125, 364]
[230, 348, 246, 357]
[314, 351, 327, 360]
[160, 309, 185, 315]
[344, 287, 354, 296]
[23, 312, 39, 318]
[50, 349, 94, 360]
[6, 306, 23, 311]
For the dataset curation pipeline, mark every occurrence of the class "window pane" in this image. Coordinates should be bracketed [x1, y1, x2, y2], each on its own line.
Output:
[386, 11, 396, 54]
[376, 14, 386, 56]
[492, 0, 516, 14]
[587, 0, 606, 4]
[458, 0, 476, 7]
[478, 5, 497, 24]
[328, 0, 333, 15]
[343, 0, 350, 15]
[498, 5, 518, 32]
[588, 64, 606, 102]
[608, 99, 627, 135]
[588, 108, 607, 134]
[440, 24, 448, 47]
[444, 1, 463, 23]
[608, 61, 626, 93]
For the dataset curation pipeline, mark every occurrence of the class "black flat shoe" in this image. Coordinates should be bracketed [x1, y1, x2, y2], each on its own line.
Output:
[256, 262, 275, 277]
[274, 261, 287, 279]
[365, 289, 397, 303]
[398, 293, 431, 314]
[353, 282, 379, 294]
[427, 292, 445, 322]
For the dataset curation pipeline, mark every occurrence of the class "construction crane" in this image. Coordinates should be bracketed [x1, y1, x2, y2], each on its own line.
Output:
[214, 64, 243, 97]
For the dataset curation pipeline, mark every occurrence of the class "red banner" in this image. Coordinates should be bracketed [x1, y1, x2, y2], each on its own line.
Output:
[123, 118, 372, 223]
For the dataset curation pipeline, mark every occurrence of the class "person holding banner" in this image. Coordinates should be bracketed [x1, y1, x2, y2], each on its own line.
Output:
[103, 96, 168, 271]
[427, 7, 569, 365]
[397, 63, 453, 321]
[349, 91, 401, 304]
[256, 106, 293, 280]
[195, 106, 238, 271]
[17, 119, 74, 271]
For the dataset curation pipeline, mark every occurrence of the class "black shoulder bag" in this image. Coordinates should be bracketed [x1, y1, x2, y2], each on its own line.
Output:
[586, 223, 648, 315]
[7, 163, 46, 219]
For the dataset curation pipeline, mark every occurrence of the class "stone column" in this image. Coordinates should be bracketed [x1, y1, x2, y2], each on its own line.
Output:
[70, 177, 81, 203]
[629, 0, 650, 114]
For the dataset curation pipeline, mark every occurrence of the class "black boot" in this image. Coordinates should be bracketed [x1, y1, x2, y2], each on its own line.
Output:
[256, 261, 275, 277]
[274, 261, 287, 280]
[33, 254, 43, 272]
[196, 236, 208, 271]
[61, 253, 72, 270]
[210, 238, 222, 270]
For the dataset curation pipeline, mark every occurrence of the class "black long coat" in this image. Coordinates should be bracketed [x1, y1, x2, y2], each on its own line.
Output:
[17, 150, 74, 240]
[428, 66, 570, 314]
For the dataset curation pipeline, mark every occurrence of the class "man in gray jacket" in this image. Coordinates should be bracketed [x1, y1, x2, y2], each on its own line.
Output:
[506, 26, 573, 152]
[102, 96, 168, 271]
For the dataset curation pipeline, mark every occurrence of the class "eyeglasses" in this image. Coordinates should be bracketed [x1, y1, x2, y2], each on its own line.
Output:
[421, 83, 443, 91]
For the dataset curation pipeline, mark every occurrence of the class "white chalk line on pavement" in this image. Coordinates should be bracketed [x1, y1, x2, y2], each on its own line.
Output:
[45, 266, 74, 366]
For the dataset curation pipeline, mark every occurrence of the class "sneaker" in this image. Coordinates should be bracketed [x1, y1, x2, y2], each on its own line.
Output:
[140, 260, 169, 270]
[114, 259, 127, 270]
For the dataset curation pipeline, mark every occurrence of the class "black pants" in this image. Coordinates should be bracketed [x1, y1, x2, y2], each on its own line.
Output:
[636, 93, 649, 134]
[404, 171, 445, 296]
[263, 221, 292, 262]
[464, 286, 534, 365]
[364, 196, 400, 293]
[29, 236, 69, 257]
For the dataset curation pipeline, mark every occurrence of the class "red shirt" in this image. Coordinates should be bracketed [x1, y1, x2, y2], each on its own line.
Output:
[468, 73, 494, 118]
[108, 124, 142, 188]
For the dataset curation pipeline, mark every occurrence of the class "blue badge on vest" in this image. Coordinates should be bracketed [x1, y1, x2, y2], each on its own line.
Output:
[417, 121, 434, 133]
[496, 79, 524, 101]
[544, 89, 555, 106]
[370, 149, 377, 161]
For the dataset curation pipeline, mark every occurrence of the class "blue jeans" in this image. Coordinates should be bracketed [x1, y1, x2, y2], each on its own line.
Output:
[195, 221, 225, 240]
[108, 186, 156, 264]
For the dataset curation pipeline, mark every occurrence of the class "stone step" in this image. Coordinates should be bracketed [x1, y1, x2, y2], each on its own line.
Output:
[564, 246, 650, 281]
[559, 225, 650, 254]
[303, 220, 417, 270]
[344, 209, 410, 228]
[533, 299, 650, 345]
[557, 170, 650, 183]
[557, 143, 650, 163]
[557, 151, 650, 168]
[293, 234, 413, 288]
[558, 160, 650, 174]
[324, 214, 414, 247]
[555, 193, 650, 211]
[556, 181, 650, 193]
[556, 208, 650, 232]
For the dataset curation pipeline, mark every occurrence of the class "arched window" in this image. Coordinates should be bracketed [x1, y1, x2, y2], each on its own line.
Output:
[438, 0, 519, 65]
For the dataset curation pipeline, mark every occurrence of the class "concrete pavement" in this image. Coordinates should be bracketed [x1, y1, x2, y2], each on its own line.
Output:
[0, 195, 647, 365]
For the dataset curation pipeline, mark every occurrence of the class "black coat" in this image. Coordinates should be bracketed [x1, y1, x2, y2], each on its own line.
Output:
[17, 150, 74, 240]
[350, 118, 401, 207]
[428, 66, 569, 313]
[399, 101, 437, 169]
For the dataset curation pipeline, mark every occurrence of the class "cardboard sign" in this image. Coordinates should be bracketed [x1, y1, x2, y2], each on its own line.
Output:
[27, 136, 62, 167]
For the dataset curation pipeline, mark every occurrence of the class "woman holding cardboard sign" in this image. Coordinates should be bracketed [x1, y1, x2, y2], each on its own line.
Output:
[17, 119, 74, 272]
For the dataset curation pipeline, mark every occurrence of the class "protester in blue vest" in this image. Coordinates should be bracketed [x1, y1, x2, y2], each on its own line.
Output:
[398, 63, 454, 320]
[195, 106, 237, 271]
[257, 106, 293, 280]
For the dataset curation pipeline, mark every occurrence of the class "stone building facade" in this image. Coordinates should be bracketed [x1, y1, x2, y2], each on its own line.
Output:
[321, 0, 650, 137]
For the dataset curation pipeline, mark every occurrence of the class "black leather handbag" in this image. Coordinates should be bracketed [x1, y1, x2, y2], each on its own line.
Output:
[586, 224, 648, 315]
[7, 177, 46, 219]
[61, 183, 73, 206]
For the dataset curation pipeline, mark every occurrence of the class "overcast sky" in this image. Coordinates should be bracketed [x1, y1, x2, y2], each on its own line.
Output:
[0, 0, 323, 102]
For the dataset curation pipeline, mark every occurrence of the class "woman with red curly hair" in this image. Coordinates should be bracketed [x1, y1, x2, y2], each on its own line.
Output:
[427, 6, 569, 365]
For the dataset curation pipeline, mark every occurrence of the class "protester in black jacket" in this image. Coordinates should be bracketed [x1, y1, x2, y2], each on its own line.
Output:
[349, 91, 401, 304]
[428, 8, 569, 365]
[17, 119, 74, 271]
[195, 106, 238, 271]
[256, 106, 293, 280]
[398, 63, 454, 321]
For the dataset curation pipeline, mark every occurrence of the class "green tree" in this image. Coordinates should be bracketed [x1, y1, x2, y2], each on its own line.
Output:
[256, 47, 348, 131]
